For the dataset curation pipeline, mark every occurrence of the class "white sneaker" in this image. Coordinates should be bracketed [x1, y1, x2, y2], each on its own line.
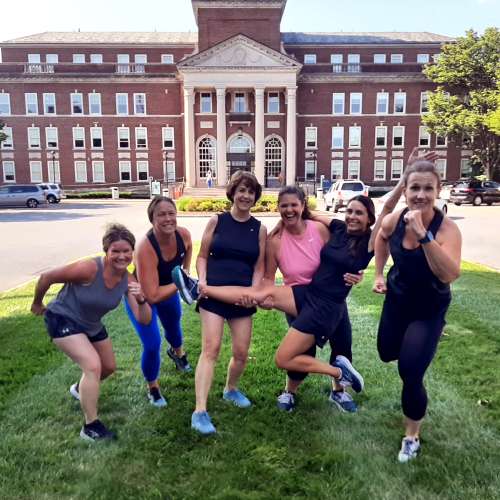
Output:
[70, 383, 80, 401]
[398, 437, 420, 463]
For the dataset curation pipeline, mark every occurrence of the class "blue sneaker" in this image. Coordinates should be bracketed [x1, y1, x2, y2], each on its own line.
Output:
[277, 390, 295, 412]
[223, 388, 251, 407]
[172, 266, 199, 305]
[329, 389, 357, 412]
[147, 387, 167, 407]
[332, 355, 364, 393]
[191, 410, 216, 434]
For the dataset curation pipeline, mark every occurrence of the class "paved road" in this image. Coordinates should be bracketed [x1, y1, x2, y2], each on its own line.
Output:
[1, 200, 499, 293]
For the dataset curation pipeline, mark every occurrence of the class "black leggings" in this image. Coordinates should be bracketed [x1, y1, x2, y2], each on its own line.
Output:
[377, 299, 448, 421]
[286, 301, 352, 382]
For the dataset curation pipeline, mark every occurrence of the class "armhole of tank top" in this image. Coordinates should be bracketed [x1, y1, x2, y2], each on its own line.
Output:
[147, 232, 164, 263]
[82, 258, 101, 287]
[176, 230, 186, 256]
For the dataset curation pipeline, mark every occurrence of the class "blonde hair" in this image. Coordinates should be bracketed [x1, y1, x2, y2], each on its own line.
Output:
[403, 161, 441, 187]
[102, 223, 135, 252]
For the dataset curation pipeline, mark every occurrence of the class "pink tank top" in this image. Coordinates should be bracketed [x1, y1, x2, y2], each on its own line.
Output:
[279, 221, 324, 286]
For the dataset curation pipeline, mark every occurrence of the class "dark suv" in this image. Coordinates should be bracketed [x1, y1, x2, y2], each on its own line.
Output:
[450, 181, 500, 206]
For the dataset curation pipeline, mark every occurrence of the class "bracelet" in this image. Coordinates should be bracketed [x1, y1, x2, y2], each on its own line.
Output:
[136, 296, 147, 305]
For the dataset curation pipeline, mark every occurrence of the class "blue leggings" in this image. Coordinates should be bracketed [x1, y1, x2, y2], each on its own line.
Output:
[124, 293, 183, 382]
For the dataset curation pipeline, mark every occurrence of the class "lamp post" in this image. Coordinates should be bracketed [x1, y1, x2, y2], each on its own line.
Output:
[50, 150, 56, 183]
[163, 150, 169, 194]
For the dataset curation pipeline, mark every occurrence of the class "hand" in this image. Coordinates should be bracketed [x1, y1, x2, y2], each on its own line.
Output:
[237, 294, 258, 308]
[403, 210, 427, 239]
[373, 276, 387, 295]
[258, 295, 274, 310]
[408, 146, 440, 166]
[344, 270, 364, 287]
[197, 286, 208, 301]
[31, 302, 46, 315]
[128, 282, 145, 302]
[267, 220, 284, 241]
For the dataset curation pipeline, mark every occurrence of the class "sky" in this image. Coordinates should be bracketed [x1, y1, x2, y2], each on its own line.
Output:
[1, 0, 499, 43]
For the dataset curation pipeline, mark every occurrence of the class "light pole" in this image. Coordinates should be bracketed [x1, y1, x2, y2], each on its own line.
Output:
[163, 150, 169, 195]
[50, 150, 56, 183]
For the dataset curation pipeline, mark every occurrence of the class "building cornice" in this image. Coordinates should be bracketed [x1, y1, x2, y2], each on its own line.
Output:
[299, 74, 430, 83]
[0, 42, 197, 50]
[0, 76, 180, 84]
[283, 43, 445, 50]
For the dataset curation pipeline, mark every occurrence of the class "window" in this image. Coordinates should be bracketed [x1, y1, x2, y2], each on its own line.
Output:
[91, 54, 103, 63]
[333, 93, 345, 114]
[118, 128, 130, 149]
[0, 94, 11, 115]
[305, 127, 317, 148]
[421, 92, 429, 113]
[73, 127, 85, 148]
[268, 92, 279, 113]
[331, 160, 343, 179]
[199, 137, 216, 179]
[3, 161, 15, 182]
[25, 93, 38, 114]
[419, 126, 430, 146]
[89, 94, 101, 115]
[304, 54, 316, 64]
[45, 127, 58, 148]
[436, 159, 446, 179]
[331, 54, 343, 72]
[201, 92, 212, 113]
[394, 92, 406, 114]
[391, 159, 403, 180]
[30, 161, 43, 182]
[46, 54, 58, 63]
[28, 127, 40, 148]
[43, 93, 56, 114]
[71, 93, 83, 114]
[137, 161, 149, 181]
[374, 54, 386, 63]
[162, 127, 174, 149]
[162, 54, 174, 64]
[74, 161, 87, 182]
[391, 54, 403, 63]
[134, 93, 146, 114]
[348, 160, 360, 179]
[349, 126, 361, 148]
[393, 126, 405, 147]
[118, 54, 130, 63]
[433, 53, 441, 61]
[1, 127, 13, 148]
[165, 161, 175, 182]
[377, 92, 389, 114]
[92, 161, 105, 182]
[460, 159, 471, 178]
[47, 160, 60, 182]
[347, 54, 360, 72]
[375, 126, 387, 147]
[116, 93, 128, 114]
[305, 160, 316, 180]
[374, 160, 386, 180]
[417, 54, 430, 63]
[332, 127, 344, 149]
[119, 161, 131, 182]
[265, 137, 282, 179]
[91, 127, 103, 148]
[73, 54, 85, 63]
[135, 54, 147, 63]
[234, 92, 246, 112]
[28, 54, 41, 63]
[436, 135, 447, 147]
[135, 128, 148, 149]
[350, 93, 362, 114]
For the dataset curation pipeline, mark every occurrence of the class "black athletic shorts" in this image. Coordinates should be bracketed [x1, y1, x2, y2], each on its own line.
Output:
[44, 310, 109, 343]
[196, 298, 256, 320]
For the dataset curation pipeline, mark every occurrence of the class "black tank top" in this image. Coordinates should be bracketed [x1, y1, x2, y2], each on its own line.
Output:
[206, 211, 261, 287]
[147, 230, 186, 286]
[387, 208, 451, 312]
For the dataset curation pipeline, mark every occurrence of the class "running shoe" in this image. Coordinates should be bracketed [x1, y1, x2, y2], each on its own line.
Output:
[398, 437, 420, 463]
[191, 410, 217, 434]
[80, 419, 118, 441]
[147, 387, 168, 407]
[223, 388, 251, 407]
[167, 347, 191, 372]
[70, 382, 80, 401]
[277, 390, 296, 412]
[332, 355, 364, 393]
[329, 389, 357, 412]
[172, 266, 199, 305]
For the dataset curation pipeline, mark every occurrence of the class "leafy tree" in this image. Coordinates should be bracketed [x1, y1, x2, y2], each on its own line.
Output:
[0, 119, 7, 146]
[423, 28, 500, 180]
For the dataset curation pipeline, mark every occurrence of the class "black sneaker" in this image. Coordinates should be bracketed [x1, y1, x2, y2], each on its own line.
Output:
[148, 387, 168, 407]
[172, 266, 199, 305]
[80, 419, 118, 441]
[167, 347, 192, 372]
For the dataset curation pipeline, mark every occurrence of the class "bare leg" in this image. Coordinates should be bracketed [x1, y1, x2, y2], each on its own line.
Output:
[91, 338, 117, 380]
[225, 317, 252, 392]
[285, 376, 303, 393]
[404, 415, 423, 439]
[173, 347, 184, 356]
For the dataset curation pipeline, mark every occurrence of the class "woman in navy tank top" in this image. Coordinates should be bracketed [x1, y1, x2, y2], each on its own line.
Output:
[373, 160, 462, 463]
[124, 196, 193, 408]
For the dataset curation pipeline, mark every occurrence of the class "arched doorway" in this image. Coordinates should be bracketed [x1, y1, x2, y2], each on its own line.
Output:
[197, 136, 216, 186]
[265, 135, 284, 188]
[227, 135, 255, 180]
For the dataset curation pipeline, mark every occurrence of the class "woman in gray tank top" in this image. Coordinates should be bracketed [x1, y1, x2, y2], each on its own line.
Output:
[31, 223, 152, 442]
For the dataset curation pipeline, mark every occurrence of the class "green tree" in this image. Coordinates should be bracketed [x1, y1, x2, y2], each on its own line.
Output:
[423, 28, 500, 180]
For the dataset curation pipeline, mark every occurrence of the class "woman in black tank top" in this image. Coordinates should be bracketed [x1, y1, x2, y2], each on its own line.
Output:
[373, 159, 462, 463]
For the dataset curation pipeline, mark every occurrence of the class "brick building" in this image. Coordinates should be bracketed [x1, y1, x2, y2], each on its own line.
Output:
[0, 0, 472, 190]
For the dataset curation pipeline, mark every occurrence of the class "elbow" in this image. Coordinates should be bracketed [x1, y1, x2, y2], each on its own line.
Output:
[441, 268, 461, 285]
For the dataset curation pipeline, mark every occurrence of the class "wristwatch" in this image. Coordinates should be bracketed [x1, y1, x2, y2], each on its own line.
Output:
[418, 231, 434, 245]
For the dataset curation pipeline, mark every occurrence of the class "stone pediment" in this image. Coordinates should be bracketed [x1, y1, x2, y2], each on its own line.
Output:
[178, 34, 301, 70]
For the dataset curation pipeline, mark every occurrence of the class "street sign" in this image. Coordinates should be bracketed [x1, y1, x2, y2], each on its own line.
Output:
[151, 181, 161, 195]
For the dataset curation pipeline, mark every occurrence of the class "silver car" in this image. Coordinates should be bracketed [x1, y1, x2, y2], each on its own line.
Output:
[0, 184, 47, 207]
[38, 183, 66, 203]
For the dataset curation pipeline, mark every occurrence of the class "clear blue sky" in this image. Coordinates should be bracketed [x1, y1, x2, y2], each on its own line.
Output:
[2, 0, 499, 42]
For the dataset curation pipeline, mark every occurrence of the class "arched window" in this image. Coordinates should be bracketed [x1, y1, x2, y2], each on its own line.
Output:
[230, 137, 251, 154]
[199, 137, 216, 178]
[265, 137, 282, 179]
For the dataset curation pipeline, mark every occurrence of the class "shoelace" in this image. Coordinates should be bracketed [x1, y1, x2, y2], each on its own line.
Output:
[402, 439, 417, 456]
[334, 391, 353, 403]
[278, 392, 294, 404]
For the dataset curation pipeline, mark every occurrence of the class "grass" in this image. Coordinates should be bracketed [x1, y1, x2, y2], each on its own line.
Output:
[0, 249, 500, 500]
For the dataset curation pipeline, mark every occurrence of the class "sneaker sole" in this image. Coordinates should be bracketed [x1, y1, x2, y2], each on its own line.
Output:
[70, 384, 80, 401]
[335, 355, 364, 393]
[80, 430, 95, 441]
[398, 452, 417, 463]
[328, 395, 357, 413]
[276, 404, 293, 412]
[172, 267, 194, 305]
[223, 394, 251, 408]
[191, 423, 217, 434]
[148, 397, 167, 407]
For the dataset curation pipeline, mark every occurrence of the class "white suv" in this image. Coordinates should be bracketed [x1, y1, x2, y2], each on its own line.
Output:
[324, 180, 369, 212]
[38, 183, 66, 203]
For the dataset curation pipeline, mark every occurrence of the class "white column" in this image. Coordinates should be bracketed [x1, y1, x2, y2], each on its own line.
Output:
[286, 86, 297, 186]
[183, 86, 196, 187]
[215, 86, 227, 186]
[254, 86, 265, 185]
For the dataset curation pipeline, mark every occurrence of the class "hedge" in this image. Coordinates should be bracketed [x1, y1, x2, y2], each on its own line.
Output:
[66, 192, 150, 199]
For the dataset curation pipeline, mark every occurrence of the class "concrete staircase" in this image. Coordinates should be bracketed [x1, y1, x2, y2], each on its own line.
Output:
[182, 187, 281, 199]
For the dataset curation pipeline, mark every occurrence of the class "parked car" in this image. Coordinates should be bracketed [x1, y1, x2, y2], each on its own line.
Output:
[38, 183, 66, 203]
[0, 184, 47, 207]
[324, 180, 369, 212]
[439, 182, 459, 202]
[375, 190, 448, 217]
[450, 180, 500, 206]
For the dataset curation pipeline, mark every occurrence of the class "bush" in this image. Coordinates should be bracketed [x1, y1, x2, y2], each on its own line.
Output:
[307, 195, 317, 211]
[65, 191, 150, 199]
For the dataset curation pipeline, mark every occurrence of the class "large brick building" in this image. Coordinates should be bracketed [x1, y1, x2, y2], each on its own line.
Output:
[0, 0, 472, 190]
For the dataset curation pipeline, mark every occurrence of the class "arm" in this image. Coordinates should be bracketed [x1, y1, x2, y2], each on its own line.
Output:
[178, 227, 193, 273]
[252, 224, 268, 286]
[373, 213, 398, 294]
[262, 236, 279, 286]
[196, 215, 218, 286]
[125, 274, 152, 325]
[310, 212, 336, 229]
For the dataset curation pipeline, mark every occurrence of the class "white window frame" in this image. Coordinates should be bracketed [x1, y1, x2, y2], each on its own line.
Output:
[91, 54, 103, 63]
[377, 92, 389, 114]
[71, 93, 84, 115]
[436, 134, 447, 147]
[46, 54, 58, 63]
[268, 92, 279, 113]
[392, 126, 405, 148]
[374, 54, 386, 63]
[331, 160, 343, 180]
[304, 54, 316, 64]
[348, 160, 360, 180]
[2, 161, 15, 182]
[119, 161, 132, 182]
[28, 54, 41, 63]
[347, 54, 360, 72]
[47, 160, 60, 183]
[436, 159, 446, 179]
[43, 93, 56, 115]
[0, 93, 11, 115]
[135, 54, 147, 63]
[460, 159, 471, 178]
[394, 92, 406, 114]
[305, 127, 318, 149]
[162, 127, 174, 149]
[165, 161, 175, 182]
[25, 93, 38, 114]
[375, 126, 387, 148]
[332, 93, 345, 115]
[135, 127, 148, 149]
[420, 92, 429, 113]
[305, 160, 316, 180]
[391, 54, 403, 63]
[419, 126, 430, 147]
[350, 93, 362, 114]
[117, 54, 130, 63]
[332, 127, 344, 149]
[1, 127, 13, 149]
[330, 54, 343, 63]
[73, 54, 85, 63]
[233, 92, 246, 112]
[200, 92, 212, 113]
[89, 93, 101, 115]
[28, 127, 41, 149]
[45, 127, 58, 149]
[116, 93, 128, 115]
[134, 93, 146, 115]
[374, 160, 386, 181]
[30, 161, 43, 182]
[433, 54, 441, 62]
[391, 159, 404, 180]
[118, 127, 130, 149]
[136, 161, 149, 182]
[90, 127, 103, 149]
[73, 127, 85, 149]
[74, 161, 87, 182]
[417, 54, 430, 63]
[92, 161, 105, 183]
[161, 54, 174, 64]
[349, 126, 361, 148]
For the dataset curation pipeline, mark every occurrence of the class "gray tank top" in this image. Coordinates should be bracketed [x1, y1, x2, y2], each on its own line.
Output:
[47, 257, 129, 336]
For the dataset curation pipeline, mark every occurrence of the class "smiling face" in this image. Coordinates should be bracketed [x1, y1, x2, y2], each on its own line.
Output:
[106, 239, 134, 270]
[345, 200, 371, 235]
[403, 172, 440, 213]
[152, 200, 177, 235]
[233, 181, 256, 212]
[279, 193, 305, 228]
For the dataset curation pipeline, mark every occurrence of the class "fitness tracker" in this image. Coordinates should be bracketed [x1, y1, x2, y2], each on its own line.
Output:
[418, 231, 434, 245]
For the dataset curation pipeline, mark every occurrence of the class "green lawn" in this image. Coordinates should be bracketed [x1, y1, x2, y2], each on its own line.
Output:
[0, 251, 499, 500]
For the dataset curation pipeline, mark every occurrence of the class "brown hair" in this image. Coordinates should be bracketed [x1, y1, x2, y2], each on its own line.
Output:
[403, 161, 441, 188]
[278, 186, 311, 220]
[102, 223, 135, 252]
[226, 170, 262, 204]
[147, 196, 177, 223]
[347, 195, 376, 228]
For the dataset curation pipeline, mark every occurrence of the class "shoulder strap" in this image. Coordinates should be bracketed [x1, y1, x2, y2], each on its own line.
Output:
[147, 232, 164, 263]
[428, 209, 444, 237]
[175, 230, 186, 257]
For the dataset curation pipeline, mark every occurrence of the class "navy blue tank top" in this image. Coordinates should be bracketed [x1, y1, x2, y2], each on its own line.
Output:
[206, 211, 261, 287]
[387, 208, 451, 312]
[147, 230, 186, 286]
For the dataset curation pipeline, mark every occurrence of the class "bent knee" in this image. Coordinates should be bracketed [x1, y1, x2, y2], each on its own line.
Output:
[101, 360, 117, 379]
[84, 360, 102, 378]
[275, 351, 289, 371]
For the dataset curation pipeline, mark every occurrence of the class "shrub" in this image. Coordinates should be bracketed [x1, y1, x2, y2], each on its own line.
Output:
[307, 195, 317, 211]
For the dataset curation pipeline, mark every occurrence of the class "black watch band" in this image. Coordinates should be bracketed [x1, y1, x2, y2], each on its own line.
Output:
[418, 231, 434, 245]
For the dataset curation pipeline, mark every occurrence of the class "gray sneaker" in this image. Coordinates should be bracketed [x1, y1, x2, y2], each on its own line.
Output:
[332, 355, 364, 393]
